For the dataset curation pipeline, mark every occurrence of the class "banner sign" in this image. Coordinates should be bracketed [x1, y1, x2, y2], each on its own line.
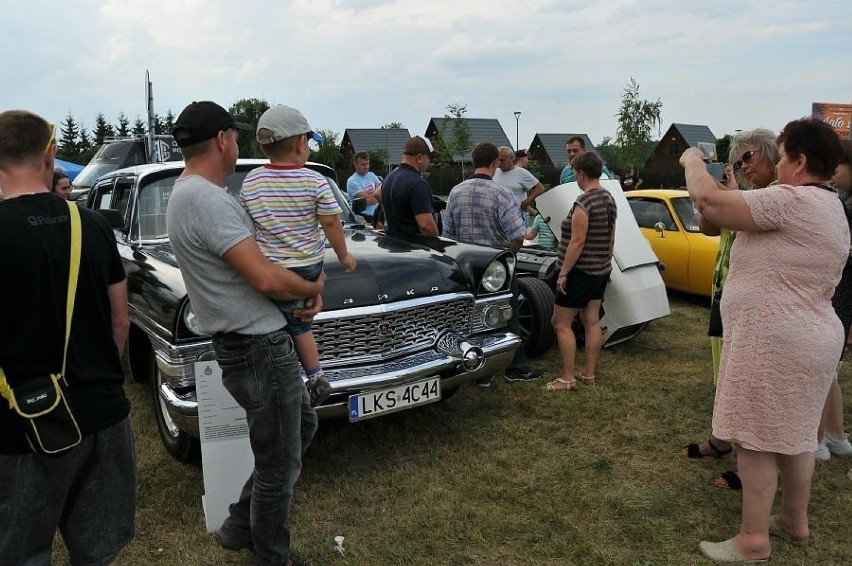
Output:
[811, 102, 851, 138]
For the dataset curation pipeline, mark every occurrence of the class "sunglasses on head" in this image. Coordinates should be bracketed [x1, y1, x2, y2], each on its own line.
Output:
[732, 150, 758, 171]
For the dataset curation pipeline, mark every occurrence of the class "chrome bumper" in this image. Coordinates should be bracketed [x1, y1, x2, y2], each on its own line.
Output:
[155, 330, 520, 438]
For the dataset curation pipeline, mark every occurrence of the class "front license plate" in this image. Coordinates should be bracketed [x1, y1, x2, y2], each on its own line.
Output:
[348, 377, 441, 422]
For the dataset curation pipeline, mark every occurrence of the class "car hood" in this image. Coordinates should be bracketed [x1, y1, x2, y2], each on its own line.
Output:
[147, 230, 503, 311]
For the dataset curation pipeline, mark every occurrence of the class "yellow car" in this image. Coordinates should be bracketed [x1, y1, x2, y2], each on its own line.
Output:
[625, 189, 719, 298]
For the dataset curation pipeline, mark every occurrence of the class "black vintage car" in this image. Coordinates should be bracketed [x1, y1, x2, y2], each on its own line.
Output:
[85, 160, 528, 462]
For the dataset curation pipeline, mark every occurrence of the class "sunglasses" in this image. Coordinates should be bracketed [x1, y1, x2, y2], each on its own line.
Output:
[732, 150, 758, 171]
[43, 122, 57, 154]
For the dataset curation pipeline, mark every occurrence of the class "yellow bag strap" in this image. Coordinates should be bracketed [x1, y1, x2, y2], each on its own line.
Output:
[0, 200, 81, 406]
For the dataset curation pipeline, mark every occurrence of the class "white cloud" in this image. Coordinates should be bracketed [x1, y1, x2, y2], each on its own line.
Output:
[3, 0, 850, 152]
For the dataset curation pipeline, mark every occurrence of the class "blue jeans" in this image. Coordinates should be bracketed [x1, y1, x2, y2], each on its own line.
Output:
[274, 262, 323, 336]
[212, 329, 318, 565]
[507, 274, 528, 372]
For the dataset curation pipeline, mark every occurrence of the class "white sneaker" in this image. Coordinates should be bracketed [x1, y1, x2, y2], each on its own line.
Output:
[825, 432, 852, 456]
[815, 441, 831, 461]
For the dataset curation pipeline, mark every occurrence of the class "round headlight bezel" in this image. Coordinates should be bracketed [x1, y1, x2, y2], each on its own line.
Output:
[481, 260, 508, 293]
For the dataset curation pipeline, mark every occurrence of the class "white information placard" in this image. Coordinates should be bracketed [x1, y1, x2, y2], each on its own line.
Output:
[195, 360, 254, 532]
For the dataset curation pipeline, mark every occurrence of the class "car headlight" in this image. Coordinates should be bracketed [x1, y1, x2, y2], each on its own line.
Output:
[182, 301, 204, 336]
[481, 260, 508, 293]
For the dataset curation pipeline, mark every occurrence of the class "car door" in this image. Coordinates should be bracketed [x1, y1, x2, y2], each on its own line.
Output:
[627, 196, 691, 292]
[668, 195, 719, 297]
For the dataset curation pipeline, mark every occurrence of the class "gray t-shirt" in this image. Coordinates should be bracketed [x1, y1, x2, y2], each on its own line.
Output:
[167, 174, 286, 335]
[493, 167, 539, 204]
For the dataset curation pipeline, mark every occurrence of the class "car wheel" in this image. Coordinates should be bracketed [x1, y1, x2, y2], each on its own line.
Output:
[149, 352, 200, 463]
[517, 277, 556, 358]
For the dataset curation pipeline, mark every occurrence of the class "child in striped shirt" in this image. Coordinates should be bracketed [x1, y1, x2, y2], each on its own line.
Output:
[240, 105, 356, 407]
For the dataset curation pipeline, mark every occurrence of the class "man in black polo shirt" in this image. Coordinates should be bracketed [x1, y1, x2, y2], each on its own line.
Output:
[381, 135, 439, 237]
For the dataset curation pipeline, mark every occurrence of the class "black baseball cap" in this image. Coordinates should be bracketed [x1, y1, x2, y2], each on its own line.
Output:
[172, 101, 253, 148]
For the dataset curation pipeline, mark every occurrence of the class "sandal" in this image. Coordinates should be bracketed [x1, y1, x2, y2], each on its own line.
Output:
[543, 378, 577, 392]
[574, 370, 596, 386]
[679, 438, 733, 460]
[713, 470, 742, 491]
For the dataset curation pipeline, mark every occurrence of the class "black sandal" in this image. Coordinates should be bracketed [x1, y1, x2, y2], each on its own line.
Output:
[680, 438, 732, 460]
[713, 470, 742, 491]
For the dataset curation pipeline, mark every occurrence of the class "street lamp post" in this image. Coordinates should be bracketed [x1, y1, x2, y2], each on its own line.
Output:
[513, 111, 521, 151]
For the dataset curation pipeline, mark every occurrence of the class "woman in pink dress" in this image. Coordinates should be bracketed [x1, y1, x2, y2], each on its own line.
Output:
[681, 118, 848, 564]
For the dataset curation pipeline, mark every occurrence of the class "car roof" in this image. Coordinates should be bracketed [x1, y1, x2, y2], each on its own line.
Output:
[626, 189, 690, 199]
[96, 159, 334, 181]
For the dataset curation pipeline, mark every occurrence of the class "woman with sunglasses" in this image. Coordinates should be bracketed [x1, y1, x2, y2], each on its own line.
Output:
[682, 118, 847, 563]
[679, 130, 779, 490]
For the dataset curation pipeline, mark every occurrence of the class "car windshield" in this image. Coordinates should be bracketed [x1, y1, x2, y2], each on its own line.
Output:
[136, 167, 355, 241]
[671, 196, 701, 232]
[73, 163, 122, 189]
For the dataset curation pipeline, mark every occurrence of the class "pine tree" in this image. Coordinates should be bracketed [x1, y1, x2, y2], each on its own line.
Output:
[93, 113, 114, 145]
[58, 113, 80, 159]
[116, 112, 130, 137]
[132, 115, 146, 136]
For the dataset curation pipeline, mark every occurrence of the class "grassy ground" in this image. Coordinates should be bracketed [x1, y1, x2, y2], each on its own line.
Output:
[57, 295, 852, 564]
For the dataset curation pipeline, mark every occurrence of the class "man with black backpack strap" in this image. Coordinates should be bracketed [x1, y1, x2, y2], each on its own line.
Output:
[0, 109, 135, 565]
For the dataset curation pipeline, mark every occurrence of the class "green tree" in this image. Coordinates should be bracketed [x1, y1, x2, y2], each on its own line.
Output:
[381, 122, 405, 129]
[132, 115, 146, 136]
[163, 109, 175, 135]
[77, 123, 96, 163]
[716, 134, 733, 164]
[58, 113, 80, 160]
[433, 103, 473, 178]
[230, 98, 271, 157]
[93, 113, 114, 145]
[367, 148, 389, 176]
[116, 112, 130, 137]
[310, 129, 342, 168]
[614, 77, 663, 171]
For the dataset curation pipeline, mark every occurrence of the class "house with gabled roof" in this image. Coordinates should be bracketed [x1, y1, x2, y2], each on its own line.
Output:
[340, 128, 411, 174]
[644, 123, 717, 188]
[424, 117, 513, 162]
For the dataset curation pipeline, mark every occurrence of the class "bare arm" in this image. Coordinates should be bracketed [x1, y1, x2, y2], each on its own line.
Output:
[556, 205, 588, 293]
[108, 280, 129, 356]
[508, 236, 524, 253]
[415, 212, 439, 236]
[525, 226, 539, 241]
[222, 236, 326, 300]
[521, 182, 545, 212]
[681, 148, 759, 232]
[319, 214, 356, 272]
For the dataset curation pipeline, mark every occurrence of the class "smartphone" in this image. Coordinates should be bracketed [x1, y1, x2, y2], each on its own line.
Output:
[705, 162, 727, 182]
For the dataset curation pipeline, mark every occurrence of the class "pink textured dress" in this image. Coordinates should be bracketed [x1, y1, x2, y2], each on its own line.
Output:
[712, 185, 849, 454]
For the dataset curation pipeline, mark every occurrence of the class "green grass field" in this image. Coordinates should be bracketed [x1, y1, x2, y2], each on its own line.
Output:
[57, 295, 852, 564]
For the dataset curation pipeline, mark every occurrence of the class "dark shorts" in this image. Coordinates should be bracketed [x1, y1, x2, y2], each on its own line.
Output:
[0, 417, 136, 566]
[554, 269, 609, 309]
[274, 261, 323, 336]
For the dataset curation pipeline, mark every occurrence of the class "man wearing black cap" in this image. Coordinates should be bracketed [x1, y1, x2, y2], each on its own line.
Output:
[166, 101, 325, 566]
[380, 135, 439, 237]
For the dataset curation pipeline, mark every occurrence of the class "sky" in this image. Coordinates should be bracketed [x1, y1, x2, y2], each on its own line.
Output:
[2, 0, 850, 151]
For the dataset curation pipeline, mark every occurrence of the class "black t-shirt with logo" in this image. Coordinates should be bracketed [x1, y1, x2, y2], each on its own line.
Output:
[0, 193, 129, 454]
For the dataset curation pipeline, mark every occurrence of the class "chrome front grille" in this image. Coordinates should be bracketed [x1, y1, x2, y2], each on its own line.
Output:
[314, 296, 473, 366]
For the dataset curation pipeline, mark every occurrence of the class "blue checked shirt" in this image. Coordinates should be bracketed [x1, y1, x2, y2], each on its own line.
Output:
[442, 174, 526, 248]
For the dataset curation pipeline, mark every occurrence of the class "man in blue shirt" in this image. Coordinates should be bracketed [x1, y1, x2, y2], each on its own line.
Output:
[560, 136, 611, 184]
[346, 151, 381, 221]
